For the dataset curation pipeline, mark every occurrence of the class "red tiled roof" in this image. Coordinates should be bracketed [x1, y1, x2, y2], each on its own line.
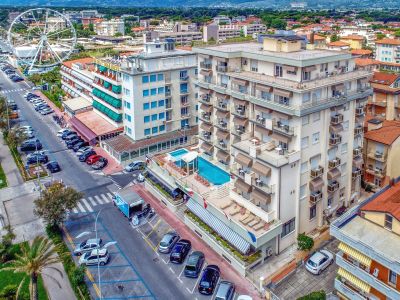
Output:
[355, 58, 379, 67]
[351, 49, 372, 55]
[62, 57, 94, 69]
[375, 38, 400, 45]
[341, 34, 364, 41]
[364, 122, 400, 145]
[370, 72, 400, 86]
[327, 41, 350, 47]
[362, 182, 400, 221]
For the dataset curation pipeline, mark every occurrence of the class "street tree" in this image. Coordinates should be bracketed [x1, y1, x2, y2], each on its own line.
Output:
[0, 96, 9, 132]
[2, 236, 62, 300]
[6, 128, 26, 150]
[34, 182, 83, 227]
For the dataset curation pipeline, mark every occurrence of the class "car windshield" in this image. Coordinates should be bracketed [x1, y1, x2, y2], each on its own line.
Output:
[160, 236, 172, 247]
[83, 252, 90, 259]
[79, 241, 86, 247]
[308, 259, 318, 267]
[185, 265, 196, 271]
[200, 281, 210, 288]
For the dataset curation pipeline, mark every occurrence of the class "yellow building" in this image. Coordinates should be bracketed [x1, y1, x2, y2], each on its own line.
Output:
[341, 35, 365, 50]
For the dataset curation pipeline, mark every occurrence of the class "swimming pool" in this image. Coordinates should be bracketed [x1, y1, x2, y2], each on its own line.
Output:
[169, 149, 230, 185]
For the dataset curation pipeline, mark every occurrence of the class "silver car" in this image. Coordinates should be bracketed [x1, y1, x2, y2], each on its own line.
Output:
[158, 231, 180, 253]
[79, 248, 109, 266]
[305, 250, 334, 275]
[73, 238, 102, 256]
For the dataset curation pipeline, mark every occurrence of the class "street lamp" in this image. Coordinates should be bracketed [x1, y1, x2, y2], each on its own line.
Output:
[76, 208, 117, 300]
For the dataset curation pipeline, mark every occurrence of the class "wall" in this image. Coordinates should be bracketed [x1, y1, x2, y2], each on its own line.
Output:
[387, 137, 400, 180]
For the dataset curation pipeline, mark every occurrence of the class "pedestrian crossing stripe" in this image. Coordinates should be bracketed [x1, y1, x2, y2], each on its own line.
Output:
[70, 192, 114, 214]
[81, 198, 93, 212]
[0, 88, 27, 94]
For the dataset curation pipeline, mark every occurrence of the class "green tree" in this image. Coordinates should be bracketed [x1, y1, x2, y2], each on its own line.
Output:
[297, 290, 326, 300]
[6, 128, 26, 150]
[34, 182, 83, 227]
[2, 236, 62, 300]
[270, 19, 287, 30]
[297, 233, 314, 251]
[0, 96, 9, 132]
[88, 23, 94, 32]
[376, 33, 386, 40]
[330, 34, 340, 42]
[114, 32, 123, 37]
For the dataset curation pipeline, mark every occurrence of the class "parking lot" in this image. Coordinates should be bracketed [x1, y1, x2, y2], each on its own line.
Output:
[270, 238, 339, 299]
[64, 212, 155, 299]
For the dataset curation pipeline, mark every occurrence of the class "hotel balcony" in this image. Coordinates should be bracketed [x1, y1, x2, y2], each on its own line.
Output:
[215, 101, 229, 112]
[214, 119, 229, 131]
[231, 125, 250, 140]
[214, 139, 229, 150]
[199, 131, 212, 142]
[352, 167, 362, 179]
[180, 89, 190, 96]
[216, 65, 227, 73]
[367, 151, 387, 162]
[353, 147, 362, 157]
[367, 98, 387, 107]
[180, 75, 189, 82]
[329, 135, 342, 147]
[181, 101, 190, 107]
[199, 93, 212, 104]
[199, 113, 212, 123]
[231, 106, 249, 118]
[331, 113, 344, 125]
[165, 90, 172, 97]
[310, 190, 323, 205]
[200, 61, 212, 70]
[334, 278, 368, 300]
[365, 166, 386, 178]
[252, 178, 275, 195]
[272, 120, 295, 137]
[181, 113, 191, 119]
[355, 107, 365, 117]
[231, 163, 254, 185]
[94, 70, 121, 86]
[328, 157, 341, 169]
[310, 166, 324, 179]
[328, 180, 340, 193]
[354, 126, 364, 136]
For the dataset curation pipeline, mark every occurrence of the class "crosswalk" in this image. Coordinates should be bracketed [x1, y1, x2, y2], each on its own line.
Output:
[72, 192, 115, 213]
[0, 88, 27, 94]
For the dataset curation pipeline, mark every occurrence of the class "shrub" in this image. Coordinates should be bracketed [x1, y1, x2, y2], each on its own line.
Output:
[297, 233, 314, 251]
[0, 284, 17, 299]
[297, 290, 326, 300]
[72, 265, 86, 286]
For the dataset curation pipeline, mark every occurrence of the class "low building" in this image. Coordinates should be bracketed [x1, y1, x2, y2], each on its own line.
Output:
[150, 31, 203, 46]
[94, 19, 125, 37]
[375, 38, 400, 65]
[350, 49, 372, 58]
[327, 41, 351, 51]
[331, 178, 400, 300]
[341, 35, 365, 50]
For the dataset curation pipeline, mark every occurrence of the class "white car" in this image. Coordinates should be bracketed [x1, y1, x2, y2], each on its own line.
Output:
[57, 128, 70, 137]
[79, 248, 110, 266]
[18, 125, 33, 132]
[76, 146, 93, 156]
[124, 161, 145, 172]
[305, 250, 334, 275]
[137, 173, 145, 182]
[237, 296, 252, 300]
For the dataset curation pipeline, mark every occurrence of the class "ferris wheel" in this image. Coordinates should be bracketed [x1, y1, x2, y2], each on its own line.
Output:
[7, 8, 77, 73]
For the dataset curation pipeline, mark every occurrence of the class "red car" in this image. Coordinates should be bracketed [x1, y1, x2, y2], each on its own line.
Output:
[86, 155, 102, 165]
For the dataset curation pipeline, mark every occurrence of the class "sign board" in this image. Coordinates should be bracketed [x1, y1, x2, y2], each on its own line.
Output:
[113, 194, 130, 218]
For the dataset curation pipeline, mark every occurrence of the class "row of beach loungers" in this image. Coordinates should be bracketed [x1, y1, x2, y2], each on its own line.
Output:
[219, 201, 268, 231]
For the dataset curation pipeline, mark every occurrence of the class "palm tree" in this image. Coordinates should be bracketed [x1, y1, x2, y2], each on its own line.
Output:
[2, 236, 63, 300]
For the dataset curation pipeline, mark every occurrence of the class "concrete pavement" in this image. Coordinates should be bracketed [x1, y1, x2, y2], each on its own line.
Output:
[0, 132, 24, 187]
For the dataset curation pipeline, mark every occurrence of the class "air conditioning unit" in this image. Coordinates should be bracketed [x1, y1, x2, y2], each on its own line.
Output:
[266, 247, 273, 257]
[373, 268, 379, 277]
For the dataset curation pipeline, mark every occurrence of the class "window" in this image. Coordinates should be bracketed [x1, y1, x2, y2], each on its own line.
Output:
[143, 103, 149, 110]
[125, 101, 131, 109]
[302, 115, 309, 125]
[301, 162, 308, 174]
[152, 127, 158, 134]
[328, 198, 332, 207]
[303, 92, 311, 104]
[144, 128, 150, 135]
[158, 112, 165, 119]
[275, 65, 283, 77]
[180, 70, 188, 79]
[151, 101, 157, 108]
[159, 125, 165, 132]
[158, 100, 165, 107]
[300, 184, 306, 199]
[389, 270, 397, 285]
[142, 76, 149, 83]
[385, 214, 393, 230]
[158, 87, 165, 94]
[144, 116, 150, 123]
[312, 132, 320, 145]
[309, 205, 316, 220]
[313, 112, 320, 122]
[343, 120, 349, 131]
[341, 143, 348, 154]
[127, 127, 132, 134]
[151, 114, 157, 121]
[123, 88, 131, 96]
[281, 218, 295, 238]
[143, 89, 149, 97]
[150, 88, 157, 96]
[150, 74, 157, 82]
[125, 114, 132, 122]
[341, 163, 347, 174]
[157, 73, 164, 81]
[301, 137, 309, 149]
[180, 83, 188, 93]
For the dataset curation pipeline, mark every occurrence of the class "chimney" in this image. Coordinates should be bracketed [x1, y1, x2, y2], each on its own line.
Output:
[309, 31, 315, 44]
[367, 118, 383, 131]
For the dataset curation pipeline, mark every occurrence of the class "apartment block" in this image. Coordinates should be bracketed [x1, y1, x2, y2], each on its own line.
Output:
[375, 38, 400, 64]
[102, 41, 198, 163]
[203, 23, 267, 42]
[194, 34, 372, 255]
[150, 31, 203, 46]
[94, 19, 125, 36]
[331, 179, 400, 300]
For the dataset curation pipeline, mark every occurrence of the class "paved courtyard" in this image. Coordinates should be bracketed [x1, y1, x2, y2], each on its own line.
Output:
[271, 238, 339, 299]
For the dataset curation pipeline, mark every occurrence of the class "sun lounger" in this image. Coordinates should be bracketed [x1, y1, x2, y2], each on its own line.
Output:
[220, 201, 232, 210]
[229, 206, 241, 216]
[248, 217, 261, 227]
[239, 211, 251, 222]
[241, 215, 254, 225]
[253, 222, 265, 231]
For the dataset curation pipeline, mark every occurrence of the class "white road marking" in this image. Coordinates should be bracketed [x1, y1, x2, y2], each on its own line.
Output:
[95, 195, 104, 204]
[77, 202, 85, 213]
[186, 287, 191, 293]
[162, 257, 169, 264]
[88, 196, 97, 206]
[169, 267, 175, 274]
[81, 198, 93, 212]
[107, 192, 114, 198]
[72, 208, 78, 213]
[101, 194, 110, 203]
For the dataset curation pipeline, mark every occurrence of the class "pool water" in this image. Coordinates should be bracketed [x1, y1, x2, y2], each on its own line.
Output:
[169, 149, 230, 185]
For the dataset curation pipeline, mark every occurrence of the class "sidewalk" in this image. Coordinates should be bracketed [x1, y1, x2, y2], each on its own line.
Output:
[132, 184, 262, 300]
[42, 259, 77, 300]
[0, 133, 24, 187]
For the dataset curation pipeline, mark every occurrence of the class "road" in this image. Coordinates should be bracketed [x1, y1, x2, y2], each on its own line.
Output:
[0, 69, 193, 299]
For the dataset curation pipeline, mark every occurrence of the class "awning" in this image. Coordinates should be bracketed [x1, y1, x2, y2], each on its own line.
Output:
[353, 156, 363, 168]
[200, 122, 213, 132]
[328, 168, 341, 180]
[200, 69, 212, 76]
[303, 65, 317, 72]
[309, 177, 324, 191]
[270, 133, 289, 143]
[255, 84, 272, 93]
[216, 110, 229, 119]
[233, 98, 247, 106]
[252, 189, 271, 204]
[232, 78, 248, 86]
[216, 150, 230, 162]
[334, 83, 344, 91]
[274, 89, 292, 98]
[216, 129, 230, 140]
[186, 199, 251, 254]
[234, 153, 252, 168]
[200, 103, 213, 113]
[284, 65, 298, 72]
[330, 124, 343, 133]
[338, 243, 372, 267]
[216, 92, 229, 99]
[201, 142, 213, 152]
[273, 111, 290, 120]
[252, 161, 271, 177]
[255, 105, 271, 114]
[235, 178, 252, 193]
[337, 268, 371, 294]
[254, 125, 271, 136]
[233, 116, 248, 127]
[69, 117, 97, 142]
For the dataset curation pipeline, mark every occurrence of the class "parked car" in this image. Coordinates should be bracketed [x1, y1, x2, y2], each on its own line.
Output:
[73, 238, 102, 256]
[26, 154, 48, 165]
[158, 231, 180, 253]
[64, 133, 78, 141]
[215, 281, 235, 300]
[184, 251, 205, 278]
[305, 250, 334, 275]
[46, 161, 61, 173]
[137, 173, 145, 182]
[86, 155, 102, 165]
[76, 146, 93, 156]
[79, 248, 109, 266]
[61, 131, 76, 140]
[20, 139, 42, 151]
[336, 206, 347, 217]
[39, 108, 54, 115]
[66, 138, 83, 149]
[73, 141, 89, 152]
[198, 265, 220, 295]
[35, 104, 49, 111]
[57, 128, 71, 137]
[79, 150, 96, 162]
[170, 239, 191, 264]
[92, 157, 108, 170]
[237, 296, 252, 300]
[124, 161, 145, 172]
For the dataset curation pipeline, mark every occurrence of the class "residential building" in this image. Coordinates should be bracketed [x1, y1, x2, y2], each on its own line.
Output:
[331, 178, 400, 300]
[340, 35, 365, 50]
[350, 49, 372, 58]
[203, 23, 267, 42]
[94, 19, 125, 36]
[375, 38, 400, 64]
[213, 15, 232, 25]
[327, 41, 351, 51]
[145, 35, 372, 276]
[340, 25, 376, 47]
[101, 40, 198, 163]
[363, 119, 400, 189]
[150, 31, 203, 46]
[80, 10, 99, 18]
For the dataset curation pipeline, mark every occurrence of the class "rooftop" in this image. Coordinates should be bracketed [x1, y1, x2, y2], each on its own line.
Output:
[327, 41, 350, 47]
[350, 49, 372, 56]
[370, 72, 400, 86]
[354, 58, 379, 67]
[375, 38, 400, 45]
[341, 34, 364, 40]
[62, 57, 94, 69]
[62, 97, 91, 112]
[364, 121, 400, 145]
[75, 110, 121, 136]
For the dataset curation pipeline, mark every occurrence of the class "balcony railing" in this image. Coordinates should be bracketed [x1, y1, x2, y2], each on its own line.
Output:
[200, 113, 212, 123]
[353, 147, 362, 157]
[328, 181, 339, 193]
[365, 167, 386, 178]
[200, 94, 211, 102]
[200, 131, 212, 141]
[253, 115, 266, 127]
[165, 90, 171, 97]
[253, 179, 275, 194]
[331, 114, 344, 125]
[200, 61, 212, 70]
[272, 121, 294, 137]
[215, 120, 228, 130]
[232, 107, 248, 117]
[354, 126, 364, 135]
[180, 76, 189, 82]
[355, 107, 364, 117]
[215, 140, 228, 149]
[310, 166, 324, 178]
[367, 151, 386, 162]
[328, 158, 341, 169]
[352, 168, 362, 179]
[216, 65, 227, 72]
[216, 102, 229, 111]
[310, 191, 323, 205]
[329, 135, 342, 146]
[334, 279, 367, 300]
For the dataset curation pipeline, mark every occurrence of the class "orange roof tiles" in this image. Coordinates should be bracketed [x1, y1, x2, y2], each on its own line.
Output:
[341, 34, 364, 41]
[327, 41, 350, 47]
[370, 72, 400, 86]
[362, 182, 400, 221]
[62, 57, 94, 69]
[355, 58, 379, 67]
[375, 38, 400, 45]
[351, 49, 372, 56]
[364, 122, 400, 145]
